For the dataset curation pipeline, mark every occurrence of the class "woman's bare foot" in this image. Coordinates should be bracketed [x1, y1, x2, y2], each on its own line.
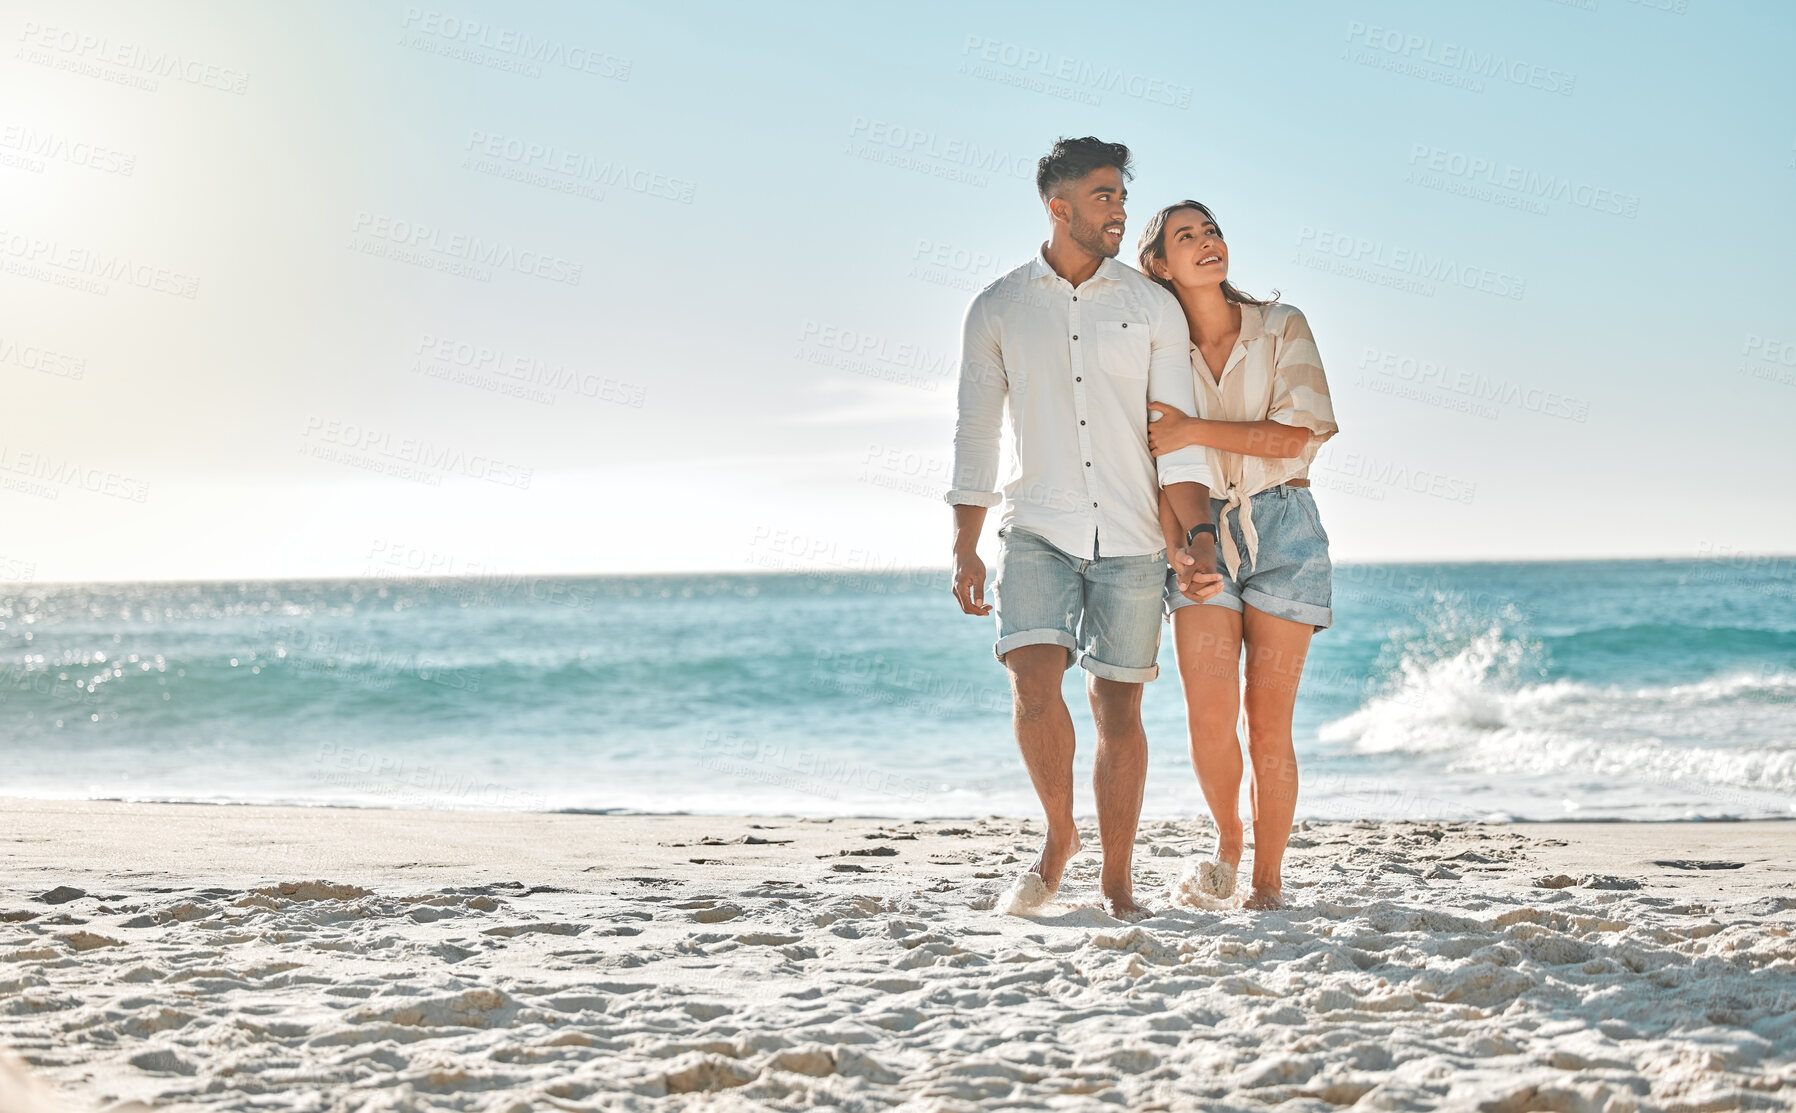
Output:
[1215, 825, 1244, 870]
[1243, 885, 1285, 910]
[1196, 859, 1237, 899]
[1198, 824, 1245, 898]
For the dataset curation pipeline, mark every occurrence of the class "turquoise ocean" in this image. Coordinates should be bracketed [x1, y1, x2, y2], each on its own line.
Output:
[2, 558, 1792, 822]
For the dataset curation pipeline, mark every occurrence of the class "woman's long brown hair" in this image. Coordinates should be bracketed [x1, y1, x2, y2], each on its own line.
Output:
[1137, 200, 1276, 306]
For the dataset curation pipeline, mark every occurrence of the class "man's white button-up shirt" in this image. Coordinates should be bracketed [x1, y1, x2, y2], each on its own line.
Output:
[946, 247, 1214, 560]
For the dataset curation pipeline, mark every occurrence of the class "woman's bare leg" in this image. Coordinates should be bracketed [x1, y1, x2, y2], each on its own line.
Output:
[1239, 604, 1314, 910]
[1171, 604, 1245, 883]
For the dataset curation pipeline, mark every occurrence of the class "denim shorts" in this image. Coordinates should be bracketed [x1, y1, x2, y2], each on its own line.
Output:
[1165, 485, 1333, 630]
[992, 525, 1167, 683]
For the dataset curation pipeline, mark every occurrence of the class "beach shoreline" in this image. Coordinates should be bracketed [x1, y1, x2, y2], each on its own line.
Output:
[2, 797, 1792, 1110]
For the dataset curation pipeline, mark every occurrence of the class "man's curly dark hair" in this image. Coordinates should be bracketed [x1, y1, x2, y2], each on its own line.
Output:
[1035, 136, 1132, 199]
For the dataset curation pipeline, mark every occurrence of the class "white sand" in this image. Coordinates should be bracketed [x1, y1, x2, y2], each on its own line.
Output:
[1, 798, 1792, 1111]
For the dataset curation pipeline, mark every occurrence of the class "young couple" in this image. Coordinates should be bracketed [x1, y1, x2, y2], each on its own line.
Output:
[947, 137, 1339, 921]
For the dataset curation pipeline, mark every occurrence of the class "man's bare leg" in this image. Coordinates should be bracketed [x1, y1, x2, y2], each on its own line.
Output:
[1003, 644, 1082, 896]
[1240, 605, 1313, 911]
[1089, 674, 1149, 919]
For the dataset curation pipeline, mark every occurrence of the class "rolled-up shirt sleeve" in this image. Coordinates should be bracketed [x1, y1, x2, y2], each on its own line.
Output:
[1145, 288, 1214, 490]
[946, 294, 1006, 507]
[1268, 307, 1339, 442]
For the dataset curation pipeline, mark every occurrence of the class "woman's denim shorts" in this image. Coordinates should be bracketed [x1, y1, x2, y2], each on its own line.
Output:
[1165, 486, 1332, 630]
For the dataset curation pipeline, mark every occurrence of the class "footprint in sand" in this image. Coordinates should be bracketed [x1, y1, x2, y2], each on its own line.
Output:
[1578, 875, 1643, 890]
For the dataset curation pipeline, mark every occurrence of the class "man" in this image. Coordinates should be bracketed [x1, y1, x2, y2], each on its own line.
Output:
[947, 136, 1222, 921]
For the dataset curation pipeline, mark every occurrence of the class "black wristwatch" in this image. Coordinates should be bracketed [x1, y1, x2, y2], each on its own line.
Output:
[1185, 523, 1217, 546]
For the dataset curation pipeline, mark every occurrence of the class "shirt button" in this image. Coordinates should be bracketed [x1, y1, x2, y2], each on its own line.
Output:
[1085, 462, 1091, 467]
[1121, 322, 1128, 328]
[1072, 334, 1078, 340]
[1091, 502, 1098, 507]
[1079, 420, 1086, 425]
[1072, 296, 1078, 301]
[1075, 376, 1081, 382]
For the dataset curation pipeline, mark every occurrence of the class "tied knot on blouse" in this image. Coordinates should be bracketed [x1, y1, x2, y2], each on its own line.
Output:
[1191, 303, 1339, 580]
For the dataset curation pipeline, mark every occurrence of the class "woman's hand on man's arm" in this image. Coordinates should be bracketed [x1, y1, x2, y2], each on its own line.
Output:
[1149, 403, 1313, 459]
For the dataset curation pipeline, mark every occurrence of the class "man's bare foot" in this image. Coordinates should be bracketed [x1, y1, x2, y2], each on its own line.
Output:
[1243, 885, 1285, 911]
[1002, 826, 1083, 917]
[1001, 872, 1052, 916]
[1028, 825, 1082, 895]
[1102, 894, 1151, 922]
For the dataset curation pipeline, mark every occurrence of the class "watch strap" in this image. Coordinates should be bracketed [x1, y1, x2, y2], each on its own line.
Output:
[1185, 523, 1217, 546]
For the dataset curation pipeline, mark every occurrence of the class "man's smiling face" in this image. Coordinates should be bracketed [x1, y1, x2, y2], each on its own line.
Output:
[1054, 165, 1127, 260]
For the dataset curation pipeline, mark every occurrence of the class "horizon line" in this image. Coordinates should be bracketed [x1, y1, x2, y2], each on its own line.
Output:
[3, 551, 1793, 590]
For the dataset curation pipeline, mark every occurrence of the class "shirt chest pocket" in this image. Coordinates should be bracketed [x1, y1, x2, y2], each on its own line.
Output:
[1089, 319, 1149, 379]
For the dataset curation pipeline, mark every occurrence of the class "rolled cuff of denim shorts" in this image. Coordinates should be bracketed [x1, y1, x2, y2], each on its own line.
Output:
[1165, 573, 1243, 616]
[1241, 586, 1332, 629]
[993, 629, 1077, 664]
[1167, 588, 1243, 617]
[1079, 653, 1159, 684]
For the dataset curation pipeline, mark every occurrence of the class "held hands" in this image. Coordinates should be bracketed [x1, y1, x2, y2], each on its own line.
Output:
[952, 549, 992, 616]
[1171, 538, 1225, 603]
[1146, 403, 1198, 458]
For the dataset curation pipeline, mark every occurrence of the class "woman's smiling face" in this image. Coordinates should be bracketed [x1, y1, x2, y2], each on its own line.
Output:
[1156, 206, 1229, 292]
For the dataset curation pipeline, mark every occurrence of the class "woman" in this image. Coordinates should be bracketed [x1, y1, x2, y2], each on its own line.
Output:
[1138, 201, 1339, 911]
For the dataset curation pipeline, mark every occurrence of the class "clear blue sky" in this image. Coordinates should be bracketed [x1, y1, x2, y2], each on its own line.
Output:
[3, 0, 1793, 582]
